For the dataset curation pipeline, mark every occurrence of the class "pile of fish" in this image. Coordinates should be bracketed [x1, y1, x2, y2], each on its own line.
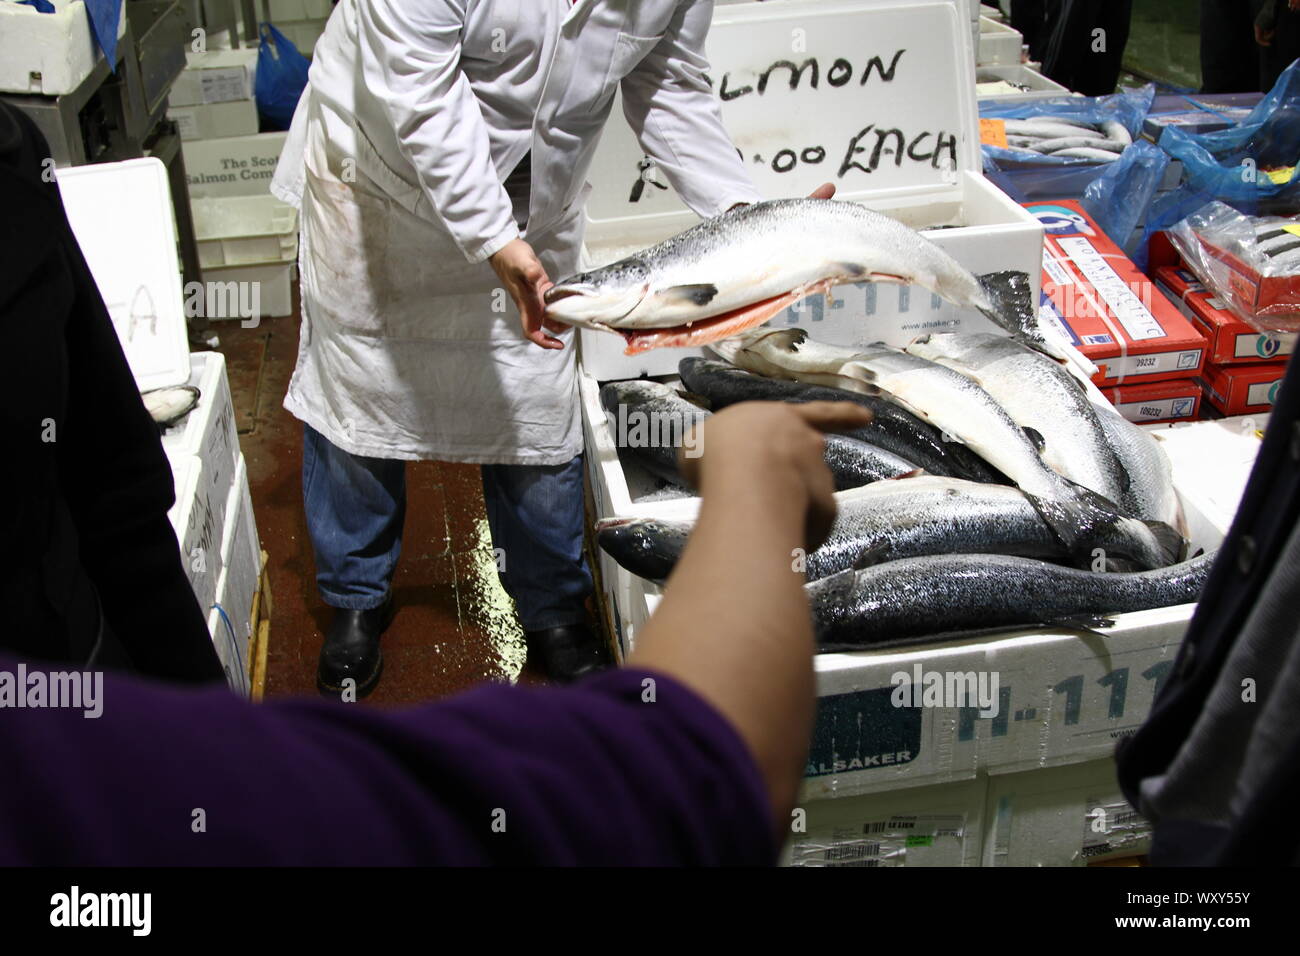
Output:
[997, 116, 1131, 162]
[597, 328, 1211, 649]
[544, 198, 1055, 357]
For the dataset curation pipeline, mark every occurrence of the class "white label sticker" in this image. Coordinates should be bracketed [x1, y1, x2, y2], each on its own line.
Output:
[1101, 350, 1202, 379]
[789, 813, 966, 868]
[1042, 249, 1074, 288]
[1081, 796, 1151, 861]
[1246, 379, 1283, 407]
[1057, 237, 1166, 341]
[1114, 396, 1197, 422]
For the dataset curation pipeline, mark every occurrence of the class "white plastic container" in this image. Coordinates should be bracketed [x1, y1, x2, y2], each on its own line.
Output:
[976, 64, 1072, 102]
[575, 0, 1045, 382]
[207, 604, 251, 697]
[201, 258, 296, 318]
[192, 195, 299, 267]
[274, 19, 328, 55]
[977, 14, 1023, 66]
[0, 0, 127, 95]
[55, 159, 191, 391]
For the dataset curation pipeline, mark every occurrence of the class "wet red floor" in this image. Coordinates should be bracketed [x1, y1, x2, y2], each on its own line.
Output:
[211, 299, 564, 703]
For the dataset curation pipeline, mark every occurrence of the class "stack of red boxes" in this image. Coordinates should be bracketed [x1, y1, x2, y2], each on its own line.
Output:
[1023, 200, 1209, 424]
[1142, 230, 1297, 418]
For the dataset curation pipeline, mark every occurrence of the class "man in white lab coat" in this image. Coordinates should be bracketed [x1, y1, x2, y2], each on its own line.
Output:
[271, 0, 765, 695]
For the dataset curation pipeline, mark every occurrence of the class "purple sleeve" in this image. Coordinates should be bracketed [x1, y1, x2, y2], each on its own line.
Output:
[0, 662, 776, 865]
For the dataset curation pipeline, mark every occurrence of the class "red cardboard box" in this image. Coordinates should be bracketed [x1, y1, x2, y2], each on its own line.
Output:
[1200, 360, 1291, 416]
[1101, 380, 1202, 424]
[1024, 200, 1207, 387]
[1156, 266, 1297, 365]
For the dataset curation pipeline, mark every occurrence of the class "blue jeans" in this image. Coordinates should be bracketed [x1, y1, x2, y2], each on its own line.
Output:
[302, 423, 591, 631]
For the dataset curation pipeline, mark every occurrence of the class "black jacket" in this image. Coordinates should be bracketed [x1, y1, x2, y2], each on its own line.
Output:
[0, 102, 224, 683]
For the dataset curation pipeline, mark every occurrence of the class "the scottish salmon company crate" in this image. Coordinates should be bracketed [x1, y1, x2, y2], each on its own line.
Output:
[574, 0, 1044, 384]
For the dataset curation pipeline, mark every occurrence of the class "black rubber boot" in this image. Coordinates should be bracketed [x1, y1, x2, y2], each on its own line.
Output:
[317, 595, 395, 699]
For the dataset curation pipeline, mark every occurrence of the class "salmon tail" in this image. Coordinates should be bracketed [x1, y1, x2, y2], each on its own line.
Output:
[975, 270, 1072, 363]
[1024, 483, 1180, 572]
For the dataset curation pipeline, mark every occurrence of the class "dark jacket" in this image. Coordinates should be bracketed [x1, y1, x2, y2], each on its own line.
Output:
[0, 102, 223, 683]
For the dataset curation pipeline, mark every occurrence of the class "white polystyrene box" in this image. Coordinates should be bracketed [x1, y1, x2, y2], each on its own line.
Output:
[168, 99, 260, 142]
[976, 64, 1073, 103]
[982, 758, 1152, 865]
[781, 777, 986, 867]
[0, 0, 127, 95]
[170, 48, 259, 107]
[207, 604, 251, 697]
[167, 454, 223, 618]
[161, 352, 240, 540]
[977, 15, 1023, 66]
[55, 159, 191, 391]
[574, 0, 1044, 381]
[599, 413, 1262, 798]
[218, 455, 259, 648]
[182, 132, 288, 199]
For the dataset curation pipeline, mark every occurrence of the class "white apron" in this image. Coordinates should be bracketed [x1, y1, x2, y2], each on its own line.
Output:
[275, 0, 760, 464]
[284, 97, 586, 464]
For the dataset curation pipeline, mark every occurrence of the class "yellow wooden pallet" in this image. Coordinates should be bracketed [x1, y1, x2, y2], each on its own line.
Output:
[246, 550, 272, 701]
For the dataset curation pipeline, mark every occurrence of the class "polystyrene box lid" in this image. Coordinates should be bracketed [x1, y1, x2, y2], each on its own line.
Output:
[55, 158, 190, 391]
[582, 0, 980, 237]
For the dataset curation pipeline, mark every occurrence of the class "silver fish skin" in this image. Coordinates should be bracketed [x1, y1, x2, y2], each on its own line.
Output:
[598, 378, 916, 492]
[543, 198, 1038, 342]
[677, 357, 1002, 481]
[598, 471, 1179, 584]
[724, 328, 1180, 568]
[599, 477, 1066, 584]
[904, 333, 1131, 506]
[808, 551, 1216, 648]
[599, 380, 709, 487]
[1093, 407, 1185, 533]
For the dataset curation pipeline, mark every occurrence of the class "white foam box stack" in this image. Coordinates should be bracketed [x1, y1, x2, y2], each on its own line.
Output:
[192, 194, 299, 318]
[575, 0, 1043, 383]
[183, 132, 288, 199]
[977, 14, 1023, 66]
[213, 454, 260, 697]
[161, 351, 240, 539]
[167, 47, 260, 141]
[166, 454, 224, 620]
[0, 0, 127, 95]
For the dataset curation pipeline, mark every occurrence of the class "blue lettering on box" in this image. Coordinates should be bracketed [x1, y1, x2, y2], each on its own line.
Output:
[805, 686, 922, 777]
